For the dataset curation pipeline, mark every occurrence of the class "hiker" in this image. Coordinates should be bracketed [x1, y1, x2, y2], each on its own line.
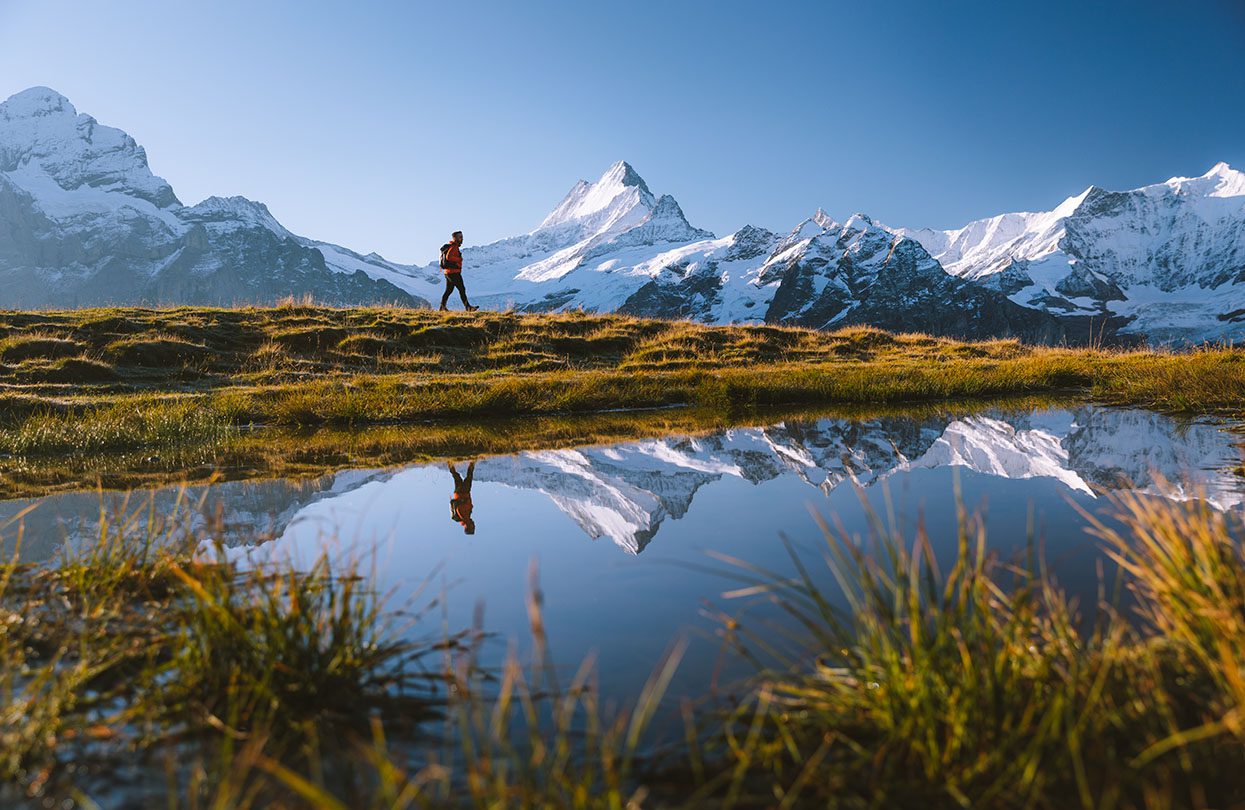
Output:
[439, 230, 479, 312]
[448, 460, 476, 535]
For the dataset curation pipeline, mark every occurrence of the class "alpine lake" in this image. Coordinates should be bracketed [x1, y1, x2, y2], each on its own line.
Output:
[5, 401, 1243, 707]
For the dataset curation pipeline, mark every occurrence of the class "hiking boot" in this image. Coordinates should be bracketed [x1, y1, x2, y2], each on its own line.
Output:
[438, 306, 448, 312]
[467, 305, 480, 312]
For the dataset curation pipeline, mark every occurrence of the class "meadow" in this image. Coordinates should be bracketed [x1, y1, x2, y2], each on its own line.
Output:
[0, 303, 1241, 460]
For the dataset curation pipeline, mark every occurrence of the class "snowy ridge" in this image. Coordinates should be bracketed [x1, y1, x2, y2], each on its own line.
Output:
[2, 86, 1243, 342]
[893, 163, 1245, 343]
[471, 407, 1244, 554]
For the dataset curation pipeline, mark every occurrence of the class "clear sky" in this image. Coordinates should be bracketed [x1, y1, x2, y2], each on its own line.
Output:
[1, 0, 1242, 264]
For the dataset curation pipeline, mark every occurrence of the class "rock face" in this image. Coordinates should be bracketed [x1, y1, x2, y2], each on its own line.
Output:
[0, 87, 426, 308]
[894, 164, 1245, 344]
[3, 86, 1242, 343]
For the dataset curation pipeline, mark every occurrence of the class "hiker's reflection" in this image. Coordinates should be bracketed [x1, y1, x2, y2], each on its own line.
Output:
[448, 461, 476, 535]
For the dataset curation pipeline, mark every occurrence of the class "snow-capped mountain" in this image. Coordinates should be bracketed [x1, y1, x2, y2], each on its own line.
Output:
[394, 159, 716, 311]
[391, 166, 1089, 341]
[0, 87, 426, 307]
[894, 164, 1245, 343]
[3, 86, 1242, 343]
[618, 211, 1096, 341]
[391, 157, 1235, 344]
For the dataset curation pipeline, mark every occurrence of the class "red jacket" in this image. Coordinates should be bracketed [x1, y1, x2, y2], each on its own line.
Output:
[442, 242, 463, 275]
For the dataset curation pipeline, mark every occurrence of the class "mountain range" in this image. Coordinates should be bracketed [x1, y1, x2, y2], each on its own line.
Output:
[2, 86, 1242, 344]
[5, 405, 1241, 561]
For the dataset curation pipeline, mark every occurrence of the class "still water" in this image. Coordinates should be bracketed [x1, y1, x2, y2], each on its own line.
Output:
[4, 405, 1243, 701]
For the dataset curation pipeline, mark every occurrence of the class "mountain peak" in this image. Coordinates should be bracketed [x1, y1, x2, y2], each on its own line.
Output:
[599, 160, 652, 195]
[0, 87, 75, 120]
[1205, 161, 1238, 178]
[842, 212, 876, 231]
[537, 160, 657, 230]
[1156, 161, 1245, 200]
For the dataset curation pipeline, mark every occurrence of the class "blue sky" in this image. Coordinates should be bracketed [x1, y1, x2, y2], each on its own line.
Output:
[1, 0, 1242, 263]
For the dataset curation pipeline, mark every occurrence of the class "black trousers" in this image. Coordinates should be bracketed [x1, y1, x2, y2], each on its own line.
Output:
[440, 273, 470, 308]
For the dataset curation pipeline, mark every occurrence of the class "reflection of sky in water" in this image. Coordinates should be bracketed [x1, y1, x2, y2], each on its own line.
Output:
[4, 406, 1244, 702]
[258, 464, 1136, 701]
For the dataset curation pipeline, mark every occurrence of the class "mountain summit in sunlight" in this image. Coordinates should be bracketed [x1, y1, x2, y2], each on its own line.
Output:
[2, 87, 1242, 344]
[0, 87, 424, 308]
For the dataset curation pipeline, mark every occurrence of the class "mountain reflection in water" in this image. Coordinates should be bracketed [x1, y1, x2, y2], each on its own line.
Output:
[3, 404, 1242, 700]
[3, 406, 1242, 563]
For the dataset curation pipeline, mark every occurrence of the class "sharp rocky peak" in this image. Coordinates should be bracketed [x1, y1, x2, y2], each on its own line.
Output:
[536, 160, 659, 231]
[599, 160, 652, 195]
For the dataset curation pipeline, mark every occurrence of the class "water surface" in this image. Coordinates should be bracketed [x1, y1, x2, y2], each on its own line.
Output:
[5, 404, 1243, 702]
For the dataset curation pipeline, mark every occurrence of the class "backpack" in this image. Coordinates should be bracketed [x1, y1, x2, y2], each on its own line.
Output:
[439, 243, 454, 270]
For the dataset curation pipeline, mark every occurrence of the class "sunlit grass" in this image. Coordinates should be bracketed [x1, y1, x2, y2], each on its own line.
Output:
[0, 307, 1241, 466]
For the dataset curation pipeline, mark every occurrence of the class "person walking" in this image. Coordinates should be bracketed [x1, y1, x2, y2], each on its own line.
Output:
[439, 230, 479, 312]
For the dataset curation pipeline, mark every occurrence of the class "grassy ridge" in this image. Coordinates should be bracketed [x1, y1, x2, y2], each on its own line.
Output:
[0, 306, 1243, 464]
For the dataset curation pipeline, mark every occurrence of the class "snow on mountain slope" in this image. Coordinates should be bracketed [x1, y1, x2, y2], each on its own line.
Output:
[397, 160, 716, 311]
[894, 163, 1245, 343]
[468, 407, 1243, 553]
[0, 87, 425, 307]
[4, 85, 1242, 343]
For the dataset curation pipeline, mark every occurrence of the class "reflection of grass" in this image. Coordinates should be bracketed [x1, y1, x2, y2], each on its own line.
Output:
[0, 396, 232, 457]
[0, 398, 1065, 499]
[10, 486, 1245, 804]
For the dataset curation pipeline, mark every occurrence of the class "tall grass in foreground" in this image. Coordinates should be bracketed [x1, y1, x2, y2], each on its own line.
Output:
[690, 490, 1245, 809]
[0, 496, 453, 807]
[8, 487, 1245, 807]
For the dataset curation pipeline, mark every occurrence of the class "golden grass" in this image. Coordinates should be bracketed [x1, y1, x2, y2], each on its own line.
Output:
[0, 306, 1240, 467]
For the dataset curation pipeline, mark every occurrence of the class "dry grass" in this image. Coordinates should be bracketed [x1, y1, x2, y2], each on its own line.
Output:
[685, 491, 1245, 808]
[0, 306, 1240, 466]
